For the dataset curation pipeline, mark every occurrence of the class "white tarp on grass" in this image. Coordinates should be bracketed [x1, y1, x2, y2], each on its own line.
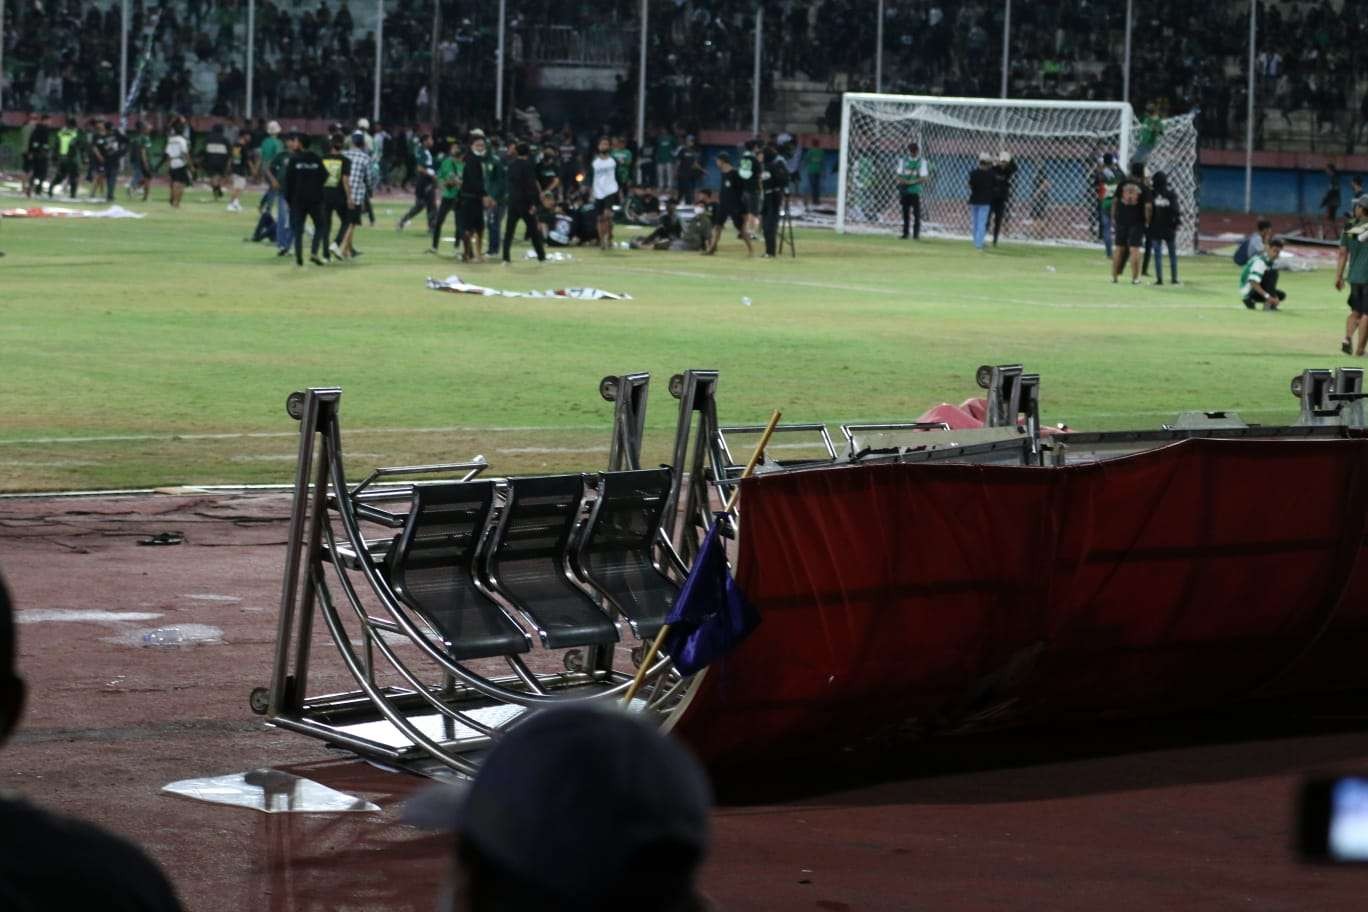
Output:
[1, 205, 146, 219]
[426, 275, 630, 299]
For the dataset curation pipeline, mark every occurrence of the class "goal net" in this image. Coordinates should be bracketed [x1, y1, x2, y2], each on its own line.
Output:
[837, 94, 1199, 254]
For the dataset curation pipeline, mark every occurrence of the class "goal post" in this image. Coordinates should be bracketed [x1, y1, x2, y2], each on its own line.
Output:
[836, 93, 1199, 254]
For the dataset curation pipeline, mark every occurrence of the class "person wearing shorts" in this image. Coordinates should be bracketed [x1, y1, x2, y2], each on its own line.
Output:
[1111, 163, 1150, 284]
[227, 131, 253, 212]
[591, 137, 619, 250]
[203, 124, 231, 201]
[706, 153, 753, 257]
[162, 120, 192, 209]
[459, 131, 492, 262]
[1336, 196, 1368, 354]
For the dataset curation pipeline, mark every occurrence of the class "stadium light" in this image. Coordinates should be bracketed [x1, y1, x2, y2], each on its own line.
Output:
[875, 0, 883, 95]
[999, 0, 1010, 99]
[636, 0, 647, 161]
[752, 4, 762, 135]
[375, 0, 384, 122]
[1121, 0, 1132, 104]
[0, 0, 6, 112]
[1244, 0, 1255, 213]
[119, 0, 128, 121]
[246, 0, 255, 119]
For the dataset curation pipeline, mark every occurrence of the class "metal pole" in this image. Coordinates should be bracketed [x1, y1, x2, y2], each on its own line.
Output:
[0, 0, 7, 113]
[119, 0, 129, 121]
[496, 0, 506, 123]
[1121, 0, 1132, 104]
[246, 0, 255, 118]
[751, 5, 762, 135]
[875, 0, 883, 94]
[374, 0, 383, 121]
[999, 0, 1010, 98]
[430, 0, 440, 124]
[635, 0, 647, 152]
[1244, 0, 1255, 212]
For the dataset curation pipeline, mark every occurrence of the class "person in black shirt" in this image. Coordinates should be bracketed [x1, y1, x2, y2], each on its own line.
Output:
[739, 139, 762, 240]
[203, 124, 231, 201]
[96, 120, 125, 203]
[25, 114, 52, 198]
[629, 198, 684, 250]
[990, 152, 1016, 246]
[676, 135, 702, 204]
[503, 143, 547, 263]
[318, 134, 351, 263]
[536, 147, 561, 199]
[1111, 162, 1151, 284]
[707, 154, 753, 257]
[461, 132, 493, 263]
[89, 120, 111, 201]
[968, 152, 995, 250]
[0, 573, 186, 911]
[283, 133, 329, 266]
[759, 144, 789, 258]
[1146, 171, 1181, 285]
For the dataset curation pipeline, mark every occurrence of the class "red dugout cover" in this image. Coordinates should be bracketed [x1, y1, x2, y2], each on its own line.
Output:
[670, 438, 1368, 767]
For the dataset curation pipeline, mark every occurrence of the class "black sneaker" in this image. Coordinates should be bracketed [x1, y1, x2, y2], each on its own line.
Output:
[310, 255, 325, 266]
[1342, 340, 1353, 355]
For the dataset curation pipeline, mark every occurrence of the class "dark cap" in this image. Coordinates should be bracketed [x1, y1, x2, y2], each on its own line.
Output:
[404, 703, 711, 904]
[715, 152, 731, 164]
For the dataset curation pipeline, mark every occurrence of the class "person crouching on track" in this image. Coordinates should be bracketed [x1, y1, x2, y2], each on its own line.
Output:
[1241, 237, 1286, 311]
[283, 132, 329, 267]
[1336, 196, 1368, 354]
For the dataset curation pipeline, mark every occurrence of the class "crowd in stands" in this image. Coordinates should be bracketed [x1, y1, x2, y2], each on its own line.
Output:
[0, 0, 1364, 151]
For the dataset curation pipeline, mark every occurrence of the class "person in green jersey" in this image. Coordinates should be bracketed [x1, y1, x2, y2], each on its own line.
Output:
[1093, 152, 1124, 258]
[430, 138, 464, 254]
[1336, 196, 1368, 355]
[127, 121, 153, 201]
[801, 138, 825, 207]
[1240, 237, 1285, 311]
[896, 141, 928, 240]
[1135, 103, 1165, 163]
[484, 138, 508, 257]
[52, 116, 82, 199]
[655, 129, 678, 192]
[611, 135, 633, 195]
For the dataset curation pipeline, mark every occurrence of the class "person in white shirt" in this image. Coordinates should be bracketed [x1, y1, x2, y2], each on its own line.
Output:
[160, 119, 193, 209]
[591, 137, 619, 250]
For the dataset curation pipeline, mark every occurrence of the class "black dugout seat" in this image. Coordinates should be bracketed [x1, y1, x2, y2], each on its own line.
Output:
[385, 481, 532, 661]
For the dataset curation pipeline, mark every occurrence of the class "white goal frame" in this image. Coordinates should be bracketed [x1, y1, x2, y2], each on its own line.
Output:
[837, 93, 1145, 247]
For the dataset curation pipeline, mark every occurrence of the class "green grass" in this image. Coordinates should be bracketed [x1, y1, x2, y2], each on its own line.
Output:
[0, 187, 1350, 491]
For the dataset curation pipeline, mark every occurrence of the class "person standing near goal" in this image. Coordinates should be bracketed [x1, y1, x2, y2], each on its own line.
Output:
[990, 152, 1016, 246]
[1111, 164, 1150, 284]
[968, 153, 995, 251]
[1093, 153, 1124, 258]
[896, 142, 928, 240]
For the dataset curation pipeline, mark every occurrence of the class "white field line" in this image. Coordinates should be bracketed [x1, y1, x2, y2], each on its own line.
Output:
[0, 425, 606, 447]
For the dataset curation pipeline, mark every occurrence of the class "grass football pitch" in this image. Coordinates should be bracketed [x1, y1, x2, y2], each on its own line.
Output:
[0, 189, 1350, 492]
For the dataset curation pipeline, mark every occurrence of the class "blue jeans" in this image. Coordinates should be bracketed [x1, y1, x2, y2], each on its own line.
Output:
[486, 202, 505, 255]
[1100, 205, 1113, 257]
[271, 190, 293, 252]
[1149, 233, 1178, 283]
[970, 204, 991, 249]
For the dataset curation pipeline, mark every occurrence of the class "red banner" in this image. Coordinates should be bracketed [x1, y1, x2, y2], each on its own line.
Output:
[671, 438, 1368, 767]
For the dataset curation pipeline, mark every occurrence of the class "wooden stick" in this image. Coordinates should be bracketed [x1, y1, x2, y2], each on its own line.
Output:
[622, 409, 782, 707]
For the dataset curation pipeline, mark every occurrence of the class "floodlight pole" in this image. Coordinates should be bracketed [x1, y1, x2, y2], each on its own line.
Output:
[245, 0, 255, 118]
[1244, 0, 1255, 213]
[751, 4, 762, 135]
[495, 0, 506, 124]
[999, 0, 1010, 98]
[119, 0, 129, 122]
[875, 0, 884, 94]
[0, 0, 5, 113]
[1121, 0, 1132, 104]
[374, 0, 384, 121]
[429, 0, 440, 124]
[636, 0, 647, 159]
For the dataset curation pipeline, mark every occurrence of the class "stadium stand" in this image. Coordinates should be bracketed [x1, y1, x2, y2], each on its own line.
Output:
[1, 0, 1362, 152]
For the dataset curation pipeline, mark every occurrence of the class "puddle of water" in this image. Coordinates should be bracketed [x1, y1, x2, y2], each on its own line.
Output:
[103, 624, 226, 647]
[17, 610, 163, 625]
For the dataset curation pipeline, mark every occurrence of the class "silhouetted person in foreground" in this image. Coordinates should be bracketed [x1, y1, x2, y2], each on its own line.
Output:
[0, 572, 185, 911]
[406, 702, 713, 912]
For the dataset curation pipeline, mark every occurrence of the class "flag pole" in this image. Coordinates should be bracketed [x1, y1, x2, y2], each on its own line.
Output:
[622, 409, 782, 707]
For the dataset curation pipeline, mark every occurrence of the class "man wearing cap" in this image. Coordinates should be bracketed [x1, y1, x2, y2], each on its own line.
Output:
[968, 152, 995, 250]
[1336, 196, 1368, 354]
[405, 703, 711, 912]
[1241, 236, 1286, 311]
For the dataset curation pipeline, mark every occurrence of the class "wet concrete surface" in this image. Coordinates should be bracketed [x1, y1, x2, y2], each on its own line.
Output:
[3, 492, 1368, 910]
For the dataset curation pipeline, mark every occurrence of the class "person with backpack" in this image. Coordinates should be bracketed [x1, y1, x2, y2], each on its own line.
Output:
[1241, 237, 1286, 311]
[1233, 219, 1273, 269]
[1147, 171, 1182, 285]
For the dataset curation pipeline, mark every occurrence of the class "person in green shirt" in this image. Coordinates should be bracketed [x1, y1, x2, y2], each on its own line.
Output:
[1336, 196, 1368, 355]
[896, 141, 928, 240]
[52, 117, 83, 199]
[611, 136, 633, 193]
[1240, 237, 1285, 311]
[483, 139, 509, 257]
[801, 139, 825, 207]
[1136, 103, 1165, 163]
[257, 122, 289, 253]
[430, 138, 464, 254]
[655, 130, 678, 192]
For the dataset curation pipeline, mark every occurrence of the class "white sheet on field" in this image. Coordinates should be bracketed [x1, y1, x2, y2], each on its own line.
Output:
[426, 275, 630, 299]
[0, 204, 145, 219]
